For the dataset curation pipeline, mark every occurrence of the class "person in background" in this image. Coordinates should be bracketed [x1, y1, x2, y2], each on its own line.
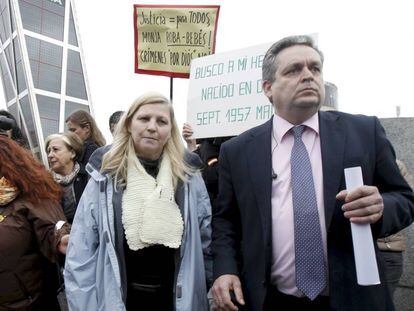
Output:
[0, 109, 30, 149]
[64, 92, 212, 310]
[211, 34, 414, 311]
[109, 110, 125, 136]
[182, 123, 233, 208]
[45, 132, 89, 224]
[321, 97, 413, 300]
[0, 115, 13, 138]
[377, 159, 414, 297]
[0, 134, 70, 310]
[65, 109, 106, 167]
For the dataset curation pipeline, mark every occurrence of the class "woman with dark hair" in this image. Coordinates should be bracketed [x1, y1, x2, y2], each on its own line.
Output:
[45, 132, 89, 223]
[65, 109, 106, 167]
[0, 109, 30, 148]
[0, 135, 70, 310]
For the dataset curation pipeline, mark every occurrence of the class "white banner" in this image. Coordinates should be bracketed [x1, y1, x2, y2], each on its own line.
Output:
[187, 42, 274, 138]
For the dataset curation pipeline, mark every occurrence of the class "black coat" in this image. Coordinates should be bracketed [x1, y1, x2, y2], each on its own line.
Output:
[212, 111, 414, 311]
[73, 165, 89, 205]
[79, 140, 99, 169]
[60, 164, 89, 224]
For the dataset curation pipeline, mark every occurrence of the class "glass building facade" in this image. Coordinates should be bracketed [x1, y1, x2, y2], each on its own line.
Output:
[0, 0, 92, 163]
[323, 82, 338, 111]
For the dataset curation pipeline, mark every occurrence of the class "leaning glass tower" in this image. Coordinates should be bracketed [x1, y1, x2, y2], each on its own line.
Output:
[0, 0, 92, 163]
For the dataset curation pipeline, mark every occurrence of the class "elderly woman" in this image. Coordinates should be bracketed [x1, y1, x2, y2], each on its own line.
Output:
[64, 92, 212, 311]
[45, 132, 89, 223]
[0, 135, 70, 310]
[65, 109, 106, 167]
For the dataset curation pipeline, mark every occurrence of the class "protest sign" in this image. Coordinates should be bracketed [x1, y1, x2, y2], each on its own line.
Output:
[187, 42, 274, 138]
[134, 5, 220, 78]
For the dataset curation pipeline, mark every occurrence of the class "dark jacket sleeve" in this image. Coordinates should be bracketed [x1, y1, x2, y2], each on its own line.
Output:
[26, 200, 70, 262]
[73, 168, 89, 205]
[211, 142, 242, 280]
[185, 150, 203, 169]
[80, 141, 99, 168]
[371, 117, 414, 237]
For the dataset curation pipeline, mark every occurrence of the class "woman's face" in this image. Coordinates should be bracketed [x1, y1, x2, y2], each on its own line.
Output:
[47, 138, 75, 175]
[129, 103, 172, 160]
[66, 121, 90, 142]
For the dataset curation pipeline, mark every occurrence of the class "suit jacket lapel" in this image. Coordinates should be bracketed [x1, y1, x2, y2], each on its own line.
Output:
[245, 118, 273, 244]
[243, 113, 344, 267]
[319, 111, 345, 229]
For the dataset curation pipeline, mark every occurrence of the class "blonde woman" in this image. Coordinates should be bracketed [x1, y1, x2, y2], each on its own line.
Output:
[64, 92, 211, 311]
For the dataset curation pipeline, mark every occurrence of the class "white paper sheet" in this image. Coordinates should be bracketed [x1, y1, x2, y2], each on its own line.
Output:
[344, 167, 380, 286]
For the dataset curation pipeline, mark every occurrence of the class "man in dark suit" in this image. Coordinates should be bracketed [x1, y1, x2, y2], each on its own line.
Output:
[211, 35, 414, 311]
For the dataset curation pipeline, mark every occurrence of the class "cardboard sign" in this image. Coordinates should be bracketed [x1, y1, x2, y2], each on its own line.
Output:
[134, 4, 220, 78]
[187, 42, 274, 138]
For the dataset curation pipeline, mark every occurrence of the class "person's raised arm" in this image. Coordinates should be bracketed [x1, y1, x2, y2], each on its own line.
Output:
[182, 123, 197, 151]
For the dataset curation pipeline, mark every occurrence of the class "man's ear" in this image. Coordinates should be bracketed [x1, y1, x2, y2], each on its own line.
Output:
[262, 80, 273, 103]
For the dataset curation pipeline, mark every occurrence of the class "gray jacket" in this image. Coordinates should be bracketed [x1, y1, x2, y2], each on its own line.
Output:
[64, 147, 212, 310]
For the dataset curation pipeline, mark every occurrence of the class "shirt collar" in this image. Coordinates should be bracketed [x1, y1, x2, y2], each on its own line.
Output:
[272, 112, 319, 143]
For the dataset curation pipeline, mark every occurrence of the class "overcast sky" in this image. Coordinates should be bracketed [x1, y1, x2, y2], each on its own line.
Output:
[1, 0, 413, 141]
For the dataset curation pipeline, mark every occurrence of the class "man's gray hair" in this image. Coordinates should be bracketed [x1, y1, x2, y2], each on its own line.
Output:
[262, 35, 324, 83]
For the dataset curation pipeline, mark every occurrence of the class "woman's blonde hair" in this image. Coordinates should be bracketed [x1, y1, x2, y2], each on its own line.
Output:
[65, 109, 106, 147]
[45, 132, 84, 161]
[101, 92, 193, 187]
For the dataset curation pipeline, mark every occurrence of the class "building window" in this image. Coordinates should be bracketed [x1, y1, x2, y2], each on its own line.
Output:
[65, 100, 89, 121]
[18, 0, 65, 41]
[0, 0, 15, 43]
[26, 35, 62, 94]
[0, 54, 15, 102]
[37, 94, 59, 138]
[19, 95, 39, 148]
[66, 50, 87, 99]
[68, 4, 78, 46]
[4, 38, 28, 93]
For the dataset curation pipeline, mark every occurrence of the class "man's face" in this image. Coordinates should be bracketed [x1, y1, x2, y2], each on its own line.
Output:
[263, 45, 325, 124]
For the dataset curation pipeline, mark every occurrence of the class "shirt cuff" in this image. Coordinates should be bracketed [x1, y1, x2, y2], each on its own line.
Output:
[55, 220, 66, 230]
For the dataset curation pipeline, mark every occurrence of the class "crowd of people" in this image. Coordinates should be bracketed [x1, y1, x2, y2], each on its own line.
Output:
[1, 35, 414, 311]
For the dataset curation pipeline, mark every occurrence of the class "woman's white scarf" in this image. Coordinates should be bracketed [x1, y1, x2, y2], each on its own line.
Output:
[122, 149, 183, 250]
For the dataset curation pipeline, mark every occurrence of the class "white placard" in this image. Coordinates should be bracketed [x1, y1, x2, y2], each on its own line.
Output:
[186, 34, 319, 139]
[187, 42, 274, 139]
[344, 167, 380, 286]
